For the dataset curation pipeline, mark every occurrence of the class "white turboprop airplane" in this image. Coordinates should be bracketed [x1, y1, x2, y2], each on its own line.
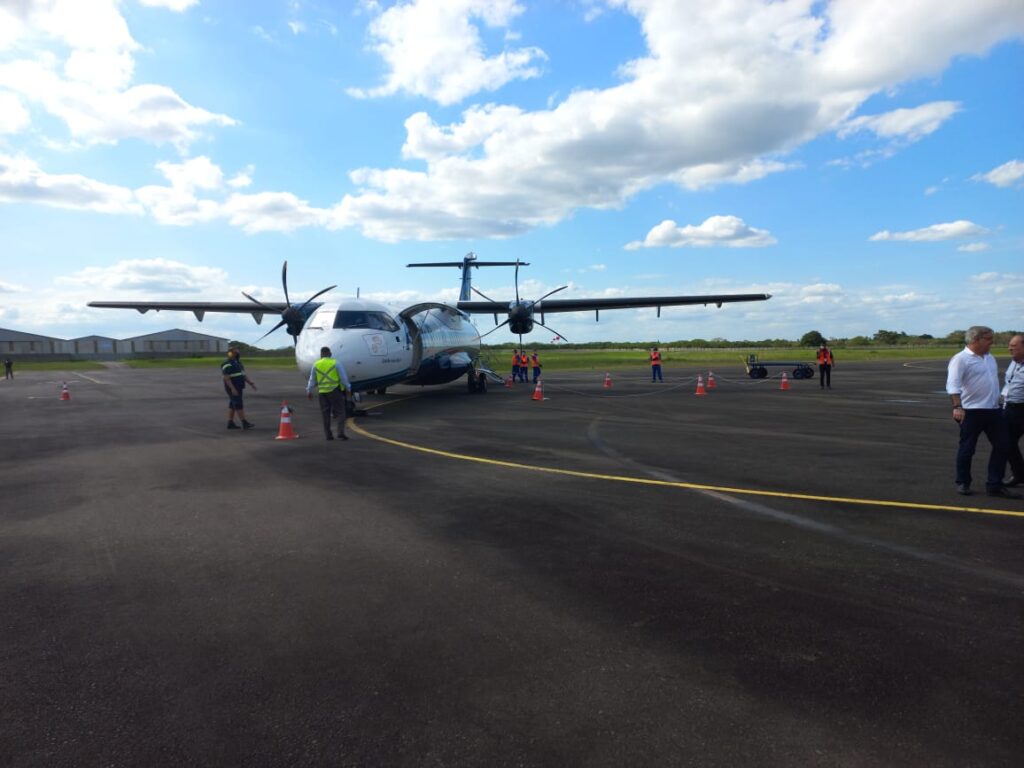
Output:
[89, 254, 771, 394]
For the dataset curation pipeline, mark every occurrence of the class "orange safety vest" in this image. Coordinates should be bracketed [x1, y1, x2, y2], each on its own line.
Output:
[512, 353, 520, 367]
[650, 351, 662, 365]
[531, 354, 540, 369]
[817, 348, 833, 365]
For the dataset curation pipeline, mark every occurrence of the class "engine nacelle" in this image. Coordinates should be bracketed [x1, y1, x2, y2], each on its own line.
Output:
[509, 317, 534, 335]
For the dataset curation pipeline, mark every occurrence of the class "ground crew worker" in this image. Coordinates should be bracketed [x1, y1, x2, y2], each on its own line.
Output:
[531, 350, 542, 383]
[519, 350, 530, 382]
[222, 346, 255, 430]
[511, 349, 520, 383]
[306, 346, 352, 441]
[3, 357, 12, 380]
[650, 347, 663, 382]
[817, 343, 834, 389]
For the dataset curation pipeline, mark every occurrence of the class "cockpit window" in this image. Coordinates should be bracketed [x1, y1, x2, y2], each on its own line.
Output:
[333, 311, 400, 332]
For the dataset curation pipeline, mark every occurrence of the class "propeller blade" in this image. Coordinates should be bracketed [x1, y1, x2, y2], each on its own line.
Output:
[477, 319, 511, 340]
[295, 284, 337, 312]
[241, 291, 277, 313]
[281, 261, 291, 307]
[255, 318, 288, 343]
[514, 261, 521, 303]
[471, 286, 501, 304]
[528, 284, 568, 309]
[535, 320, 569, 343]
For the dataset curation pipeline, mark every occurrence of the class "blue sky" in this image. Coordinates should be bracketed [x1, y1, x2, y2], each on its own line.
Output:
[1, 0, 1022, 346]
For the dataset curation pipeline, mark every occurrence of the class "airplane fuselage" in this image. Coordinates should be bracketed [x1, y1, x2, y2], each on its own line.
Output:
[294, 298, 481, 391]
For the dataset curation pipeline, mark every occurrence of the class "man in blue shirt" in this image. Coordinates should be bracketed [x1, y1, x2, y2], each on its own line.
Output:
[1002, 334, 1024, 487]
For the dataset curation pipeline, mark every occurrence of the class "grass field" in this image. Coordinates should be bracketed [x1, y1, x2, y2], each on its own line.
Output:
[10, 345, 966, 374]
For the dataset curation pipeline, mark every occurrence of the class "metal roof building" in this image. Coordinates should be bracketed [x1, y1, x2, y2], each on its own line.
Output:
[0, 328, 230, 360]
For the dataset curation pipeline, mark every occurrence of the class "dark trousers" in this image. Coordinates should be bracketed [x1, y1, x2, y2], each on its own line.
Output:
[651, 364, 662, 382]
[819, 364, 831, 388]
[956, 408, 1008, 489]
[1006, 403, 1024, 480]
[318, 389, 346, 437]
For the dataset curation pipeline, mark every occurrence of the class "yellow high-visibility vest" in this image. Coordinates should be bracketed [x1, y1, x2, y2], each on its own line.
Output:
[314, 358, 344, 393]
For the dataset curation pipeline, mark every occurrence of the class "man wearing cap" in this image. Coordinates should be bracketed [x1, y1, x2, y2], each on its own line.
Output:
[946, 326, 1019, 498]
[307, 346, 352, 441]
[222, 346, 256, 430]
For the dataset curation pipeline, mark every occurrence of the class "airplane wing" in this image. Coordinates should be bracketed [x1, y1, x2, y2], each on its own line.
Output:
[457, 293, 771, 314]
[87, 301, 289, 323]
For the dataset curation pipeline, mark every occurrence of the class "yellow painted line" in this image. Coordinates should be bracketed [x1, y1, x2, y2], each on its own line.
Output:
[348, 418, 1024, 520]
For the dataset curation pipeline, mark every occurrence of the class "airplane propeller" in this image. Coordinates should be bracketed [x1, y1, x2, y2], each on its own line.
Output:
[472, 260, 571, 347]
[242, 261, 335, 345]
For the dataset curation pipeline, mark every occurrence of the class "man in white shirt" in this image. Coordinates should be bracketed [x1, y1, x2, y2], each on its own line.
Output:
[946, 326, 1019, 498]
[1002, 334, 1024, 487]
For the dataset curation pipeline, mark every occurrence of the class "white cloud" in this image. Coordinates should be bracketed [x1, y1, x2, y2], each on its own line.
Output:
[138, 0, 200, 10]
[59, 258, 228, 294]
[222, 192, 328, 234]
[0, 2, 235, 151]
[348, 0, 546, 106]
[838, 101, 960, 142]
[0, 91, 30, 133]
[869, 220, 988, 242]
[957, 242, 990, 253]
[972, 159, 1024, 189]
[329, 0, 1024, 241]
[0, 280, 28, 293]
[0, 153, 142, 214]
[228, 166, 255, 189]
[625, 216, 776, 250]
[155, 156, 224, 192]
[287, 21, 305, 35]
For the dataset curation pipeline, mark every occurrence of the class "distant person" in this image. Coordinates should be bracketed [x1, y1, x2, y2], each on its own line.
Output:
[649, 347, 663, 382]
[3, 357, 11, 380]
[307, 346, 352, 441]
[221, 346, 256, 430]
[531, 350, 542, 383]
[817, 343, 834, 389]
[946, 326, 1018, 498]
[1002, 334, 1024, 487]
[511, 349, 520, 383]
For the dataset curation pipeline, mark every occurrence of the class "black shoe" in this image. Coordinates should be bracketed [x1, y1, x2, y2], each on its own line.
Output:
[242, 421, 254, 430]
[987, 486, 1022, 499]
[955, 483, 972, 496]
[338, 434, 349, 441]
[227, 422, 241, 430]
[326, 433, 334, 441]
[1004, 476, 1021, 487]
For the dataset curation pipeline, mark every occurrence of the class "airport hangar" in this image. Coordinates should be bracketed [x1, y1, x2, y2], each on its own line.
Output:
[0, 327, 230, 361]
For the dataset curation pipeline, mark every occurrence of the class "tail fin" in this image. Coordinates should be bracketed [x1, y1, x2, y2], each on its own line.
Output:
[407, 252, 528, 301]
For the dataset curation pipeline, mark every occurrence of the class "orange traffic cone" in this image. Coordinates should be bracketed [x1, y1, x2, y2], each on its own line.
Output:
[707, 371, 716, 390]
[275, 401, 299, 440]
[59, 381, 70, 401]
[603, 372, 612, 389]
[780, 372, 790, 391]
[532, 379, 544, 401]
[505, 375, 514, 388]
[695, 375, 706, 396]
